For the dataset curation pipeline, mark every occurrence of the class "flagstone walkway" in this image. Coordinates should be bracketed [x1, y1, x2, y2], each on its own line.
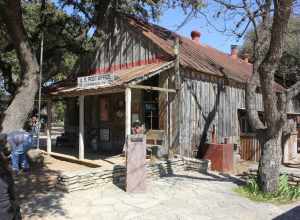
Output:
[21, 171, 300, 220]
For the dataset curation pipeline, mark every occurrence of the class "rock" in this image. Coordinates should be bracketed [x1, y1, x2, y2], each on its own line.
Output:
[55, 157, 209, 192]
[27, 149, 44, 166]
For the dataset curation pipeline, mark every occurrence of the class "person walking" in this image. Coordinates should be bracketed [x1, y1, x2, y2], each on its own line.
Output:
[0, 133, 22, 220]
[7, 130, 33, 174]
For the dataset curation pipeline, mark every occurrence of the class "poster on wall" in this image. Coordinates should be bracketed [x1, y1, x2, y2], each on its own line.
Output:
[100, 128, 110, 142]
[100, 97, 109, 121]
[132, 113, 139, 123]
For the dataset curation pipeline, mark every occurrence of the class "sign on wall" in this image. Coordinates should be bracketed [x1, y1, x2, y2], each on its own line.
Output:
[100, 128, 110, 142]
[77, 74, 119, 88]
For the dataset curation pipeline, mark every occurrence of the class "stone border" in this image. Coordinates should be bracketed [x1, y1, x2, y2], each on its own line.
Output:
[56, 157, 210, 192]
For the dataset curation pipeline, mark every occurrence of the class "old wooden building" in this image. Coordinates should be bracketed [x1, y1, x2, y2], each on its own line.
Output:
[46, 15, 300, 160]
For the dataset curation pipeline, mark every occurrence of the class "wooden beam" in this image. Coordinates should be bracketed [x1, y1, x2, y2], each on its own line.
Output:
[125, 87, 132, 139]
[50, 87, 125, 98]
[128, 85, 176, 93]
[46, 98, 52, 153]
[79, 95, 85, 160]
[42, 151, 101, 168]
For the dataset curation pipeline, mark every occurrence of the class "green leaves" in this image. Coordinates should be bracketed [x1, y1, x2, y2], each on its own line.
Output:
[0, 2, 92, 95]
[236, 174, 300, 204]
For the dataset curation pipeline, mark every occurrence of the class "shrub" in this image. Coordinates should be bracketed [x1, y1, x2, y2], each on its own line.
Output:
[235, 174, 300, 203]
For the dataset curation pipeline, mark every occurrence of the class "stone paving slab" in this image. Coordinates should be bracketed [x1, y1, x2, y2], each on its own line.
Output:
[22, 171, 300, 220]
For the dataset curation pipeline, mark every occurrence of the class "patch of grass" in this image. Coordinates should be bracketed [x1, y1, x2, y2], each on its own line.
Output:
[235, 174, 300, 204]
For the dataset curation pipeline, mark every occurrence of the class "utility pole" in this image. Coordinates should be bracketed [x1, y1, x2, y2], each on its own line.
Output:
[37, 0, 46, 149]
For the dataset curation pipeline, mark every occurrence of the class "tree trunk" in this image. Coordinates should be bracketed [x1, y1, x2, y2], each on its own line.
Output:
[1, 69, 39, 133]
[244, 0, 294, 193]
[258, 132, 282, 193]
[0, 0, 40, 133]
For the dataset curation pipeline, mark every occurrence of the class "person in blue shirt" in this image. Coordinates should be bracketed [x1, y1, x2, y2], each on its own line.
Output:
[0, 133, 22, 220]
[6, 130, 33, 174]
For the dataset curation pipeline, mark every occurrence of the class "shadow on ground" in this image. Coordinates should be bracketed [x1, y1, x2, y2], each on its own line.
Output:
[14, 163, 66, 219]
[167, 172, 245, 185]
[112, 165, 126, 191]
[273, 206, 300, 220]
[112, 159, 246, 191]
[159, 160, 245, 186]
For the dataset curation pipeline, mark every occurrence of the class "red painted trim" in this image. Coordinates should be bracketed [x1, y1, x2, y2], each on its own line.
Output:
[88, 57, 163, 75]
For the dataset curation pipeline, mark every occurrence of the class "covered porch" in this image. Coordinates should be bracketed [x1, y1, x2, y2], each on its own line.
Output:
[44, 61, 177, 163]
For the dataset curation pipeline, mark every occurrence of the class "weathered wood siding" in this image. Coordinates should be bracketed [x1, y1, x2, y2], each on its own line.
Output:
[240, 134, 261, 161]
[287, 97, 300, 114]
[158, 70, 179, 154]
[74, 21, 167, 77]
[178, 71, 264, 156]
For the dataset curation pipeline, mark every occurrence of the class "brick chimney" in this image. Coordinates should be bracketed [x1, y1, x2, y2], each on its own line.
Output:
[230, 45, 238, 59]
[243, 53, 250, 63]
[191, 30, 201, 44]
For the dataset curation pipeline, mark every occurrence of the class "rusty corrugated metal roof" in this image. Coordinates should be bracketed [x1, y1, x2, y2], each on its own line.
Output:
[48, 61, 174, 96]
[125, 16, 284, 91]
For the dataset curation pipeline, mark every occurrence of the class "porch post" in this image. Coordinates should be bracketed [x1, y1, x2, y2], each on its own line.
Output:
[79, 95, 85, 160]
[125, 87, 132, 138]
[46, 98, 52, 153]
[166, 76, 171, 156]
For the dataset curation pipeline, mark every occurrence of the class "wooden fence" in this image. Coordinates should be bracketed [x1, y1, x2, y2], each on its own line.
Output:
[239, 134, 261, 162]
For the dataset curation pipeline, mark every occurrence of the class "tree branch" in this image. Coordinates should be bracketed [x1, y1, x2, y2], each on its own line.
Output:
[286, 81, 300, 100]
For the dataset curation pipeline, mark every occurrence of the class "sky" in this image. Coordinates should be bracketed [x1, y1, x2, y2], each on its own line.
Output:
[155, 7, 243, 54]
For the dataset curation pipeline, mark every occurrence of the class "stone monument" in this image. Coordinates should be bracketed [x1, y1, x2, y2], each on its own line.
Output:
[125, 134, 146, 193]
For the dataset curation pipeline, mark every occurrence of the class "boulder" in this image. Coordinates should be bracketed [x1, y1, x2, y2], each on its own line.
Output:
[26, 149, 44, 166]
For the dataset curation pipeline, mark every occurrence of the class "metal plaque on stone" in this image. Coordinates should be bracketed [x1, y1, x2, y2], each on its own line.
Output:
[125, 134, 146, 193]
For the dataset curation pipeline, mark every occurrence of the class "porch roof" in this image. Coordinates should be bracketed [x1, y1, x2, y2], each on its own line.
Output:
[47, 61, 174, 97]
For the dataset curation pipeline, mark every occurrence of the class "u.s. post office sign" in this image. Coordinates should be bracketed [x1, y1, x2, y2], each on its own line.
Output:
[77, 74, 119, 88]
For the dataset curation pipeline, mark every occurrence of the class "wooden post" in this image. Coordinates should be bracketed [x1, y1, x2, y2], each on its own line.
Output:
[174, 37, 180, 88]
[125, 87, 132, 138]
[174, 36, 181, 154]
[166, 75, 170, 156]
[46, 98, 52, 153]
[79, 95, 85, 160]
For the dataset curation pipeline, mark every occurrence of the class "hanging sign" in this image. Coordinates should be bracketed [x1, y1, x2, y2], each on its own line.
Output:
[77, 74, 119, 88]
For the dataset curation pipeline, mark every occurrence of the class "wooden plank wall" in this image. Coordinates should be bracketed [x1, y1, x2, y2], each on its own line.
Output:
[75, 21, 165, 77]
[158, 70, 179, 155]
[239, 134, 261, 161]
[287, 97, 300, 114]
[178, 70, 264, 157]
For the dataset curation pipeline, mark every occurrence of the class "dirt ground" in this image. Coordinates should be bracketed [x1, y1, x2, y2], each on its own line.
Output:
[234, 160, 257, 174]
